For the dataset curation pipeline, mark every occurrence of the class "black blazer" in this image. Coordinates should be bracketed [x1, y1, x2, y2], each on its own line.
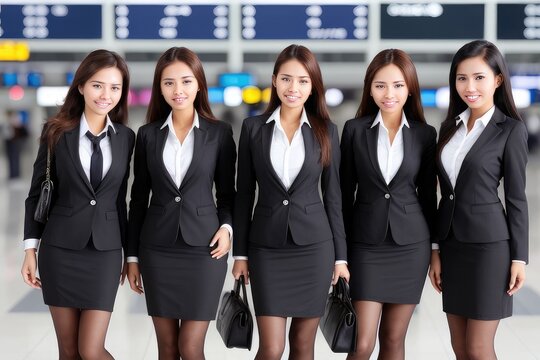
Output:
[233, 114, 347, 261]
[127, 117, 236, 257]
[340, 116, 437, 245]
[24, 123, 135, 251]
[436, 107, 529, 262]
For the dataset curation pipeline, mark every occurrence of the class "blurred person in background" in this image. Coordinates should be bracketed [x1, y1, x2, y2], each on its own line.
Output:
[2, 109, 29, 180]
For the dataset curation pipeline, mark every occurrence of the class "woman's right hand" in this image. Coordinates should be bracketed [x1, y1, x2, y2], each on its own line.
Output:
[232, 260, 249, 284]
[127, 262, 144, 294]
[21, 249, 41, 289]
[428, 250, 442, 293]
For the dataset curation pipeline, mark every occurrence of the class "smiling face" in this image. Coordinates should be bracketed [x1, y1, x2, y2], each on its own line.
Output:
[78, 66, 123, 121]
[370, 64, 409, 118]
[272, 59, 312, 112]
[160, 61, 199, 112]
[455, 55, 502, 117]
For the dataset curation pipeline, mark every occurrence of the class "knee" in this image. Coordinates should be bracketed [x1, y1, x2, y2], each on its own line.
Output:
[466, 342, 494, 360]
[78, 344, 101, 360]
[58, 345, 80, 360]
[257, 342, 285, 360]
[354, 338, 377, 358]
[379, 332, 405, 351]
[179, 341, 204, 360]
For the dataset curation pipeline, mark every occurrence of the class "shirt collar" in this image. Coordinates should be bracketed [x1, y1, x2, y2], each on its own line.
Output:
[265, 106, 312, 129]
[160, 110, 200, 131]
[79, 113, 116, 138]
[370, 110, 409, 130]
[455, 106, 495, 128]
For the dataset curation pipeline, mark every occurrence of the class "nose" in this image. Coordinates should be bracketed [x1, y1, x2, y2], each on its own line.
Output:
[384, 86, 394, 98]
[288, 80, 299, 92]
[174, 84, 183, 95]
[100, 87, 111, 99]
[465, 79, 476, 92]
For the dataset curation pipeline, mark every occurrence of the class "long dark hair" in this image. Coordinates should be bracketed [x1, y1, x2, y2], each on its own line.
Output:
[42, 49, 130, 149]
[356, 49, 425, 123]
[438, 40, 521, 153]
[146, 47, 215, 123]
[265, 44, 331, 167]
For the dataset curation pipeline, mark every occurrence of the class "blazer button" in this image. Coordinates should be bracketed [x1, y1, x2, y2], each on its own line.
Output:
[449, 194, 454, 200]
[90, 200, 96, 206]
[384, 194, 390, 199]
[175, 196, 181, 202]
[282, 200, 289, 205]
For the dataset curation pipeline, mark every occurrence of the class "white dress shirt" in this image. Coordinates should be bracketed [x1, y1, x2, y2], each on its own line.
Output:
[24, 115, 115, 250]
[372, 110, 408, 184]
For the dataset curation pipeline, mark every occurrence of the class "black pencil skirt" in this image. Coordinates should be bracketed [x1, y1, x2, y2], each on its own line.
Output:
[248, 236, 334, 318]
[139, 238, 227, 321]
[348, 231, 430, 304]
[440, 235, 512, 320]
[38, 240, 122, 312]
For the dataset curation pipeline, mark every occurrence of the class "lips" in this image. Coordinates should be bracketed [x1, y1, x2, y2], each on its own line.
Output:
[465, 95, 480, 102]
[95, 101, 112, 109]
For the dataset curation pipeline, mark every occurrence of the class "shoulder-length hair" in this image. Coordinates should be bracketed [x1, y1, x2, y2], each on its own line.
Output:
[438, 40, 521, 152]
[265, 44, 332, 167]
[356, 48, 425, 123]
[146, 47, 215, 123]
[42, 49, 130, 149]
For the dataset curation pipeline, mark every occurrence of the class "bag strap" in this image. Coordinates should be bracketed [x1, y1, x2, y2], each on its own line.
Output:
[45, 148, 51, 182]
[234, 275, 249, 307]
[333, 277, 350, 301]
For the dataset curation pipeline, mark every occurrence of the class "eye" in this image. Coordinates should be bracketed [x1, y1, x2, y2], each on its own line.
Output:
[475, 75, 485, 81]
[111, 86, 121, 92]
[395, 84, 404, 88]
[163, 81, 173, 86]
[183, 80, 192, 85]
[456, 76, 466, 81]
[92, 84, 102, 89]
[375, 84, 384, 89]
[300, 79, 310, 84]
[281, 77, 290, 82]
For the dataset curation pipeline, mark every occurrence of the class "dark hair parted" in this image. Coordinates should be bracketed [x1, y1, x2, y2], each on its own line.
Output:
[265, 44, 332, 167]
[438, 40, 522, 153]
[42, 49, 130, 150]
[356, 48, 425, 123]
[146, 47, 215, 124]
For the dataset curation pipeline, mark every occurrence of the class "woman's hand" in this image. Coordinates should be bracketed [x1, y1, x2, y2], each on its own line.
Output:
[508, 262, 526, 296]
[332, 263, 350, 285]
[120, 261, 128, 285]
[127, 262, 144, 294]
[21, 249, 41, 289]
[428, 250, 442, 293]
[210, 227, 231, 259]
[232, 260, 249, 284]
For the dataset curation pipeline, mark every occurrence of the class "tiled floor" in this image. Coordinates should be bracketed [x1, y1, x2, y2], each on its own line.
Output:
[1, 150, 539, 360]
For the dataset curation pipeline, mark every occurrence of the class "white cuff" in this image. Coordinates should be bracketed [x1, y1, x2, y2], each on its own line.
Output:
[335, 260, 347, 265]
[512, 260, 526, 265]
[127, 257, 139, 263]
[220, 224, 233, 240]
[431, 243, 440, 250]
[234, 256, 248, 261]
[24, 238, 40, 251]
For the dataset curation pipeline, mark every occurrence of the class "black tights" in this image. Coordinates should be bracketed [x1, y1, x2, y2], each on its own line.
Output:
[255, 316, 319, 360]
[49, 306, 113, 360]
[152, 317, 210, 360]
[447, 314, 499, 360]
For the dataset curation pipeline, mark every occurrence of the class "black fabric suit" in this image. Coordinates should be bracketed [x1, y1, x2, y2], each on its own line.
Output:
[340, 116, 437, 303]
[233, 113, 346, 316]
[436, 107, 529, 320]
[128, 117, 236, 320]
[24, 122, 135, 311]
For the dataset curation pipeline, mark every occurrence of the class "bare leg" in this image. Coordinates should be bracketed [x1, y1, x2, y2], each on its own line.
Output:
[49, 306, 82, 360]
[255, 316, 287, 360]
[377, 304, 416, 360]
[178, 320, 210, 360]
[447, 314, 469, 360]
[465, 319, 500, 360]
[347, 301, 383, 360]
[152, 316, 180, 360]
[77, 309, 114, 360]
[288, 317, 320, 360]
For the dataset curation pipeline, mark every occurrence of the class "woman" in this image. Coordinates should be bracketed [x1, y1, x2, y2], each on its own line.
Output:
[232, 44, 349, 360]
[21, 49, 135, 360]
[126, 47, 236, 360]
[340, 49, 437, 360]
[429, 40, 528, 360]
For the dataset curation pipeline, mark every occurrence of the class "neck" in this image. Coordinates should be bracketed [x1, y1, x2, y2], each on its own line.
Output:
[84, 112, 107, 134]
[279, 106, 303, 125]
[172, 108, 195, 128]
[381, 111, 402, 129]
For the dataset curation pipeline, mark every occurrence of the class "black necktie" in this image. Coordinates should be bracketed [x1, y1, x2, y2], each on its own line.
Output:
[86, 131, 107, 190]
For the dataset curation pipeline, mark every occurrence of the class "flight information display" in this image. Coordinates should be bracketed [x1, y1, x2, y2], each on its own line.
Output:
[497, 3, 540, 40]
[0, 4, 102, 39]
[114, 4, 229, 40]
[380, 3, 484, 39]
[241, 4, 368, 40]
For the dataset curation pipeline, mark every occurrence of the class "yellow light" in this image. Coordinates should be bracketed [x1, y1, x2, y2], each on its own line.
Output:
[261, 87, 272, 103]
[241, 86, 262, 104]
[0, 41, 30, 61]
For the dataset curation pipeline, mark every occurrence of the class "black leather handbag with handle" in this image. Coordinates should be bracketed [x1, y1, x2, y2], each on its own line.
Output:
[34, 148, 54, 224]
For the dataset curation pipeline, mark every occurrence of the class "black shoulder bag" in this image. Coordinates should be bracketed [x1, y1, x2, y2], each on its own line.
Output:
[34, 148, 54, 224]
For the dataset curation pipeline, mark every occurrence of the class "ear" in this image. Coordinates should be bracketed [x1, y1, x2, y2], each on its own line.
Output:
[272, 75, 276, 88]
[495, 74, 503, 88]
[78, 85, 83, 95]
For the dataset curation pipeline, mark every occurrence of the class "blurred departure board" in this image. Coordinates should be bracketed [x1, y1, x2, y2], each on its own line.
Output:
[0, 4, 102, 39]
[114, 4, 229, 39]
[241, 4, 368, 40]
[497, 3, 540, 40]
[380, 3, 484, 39]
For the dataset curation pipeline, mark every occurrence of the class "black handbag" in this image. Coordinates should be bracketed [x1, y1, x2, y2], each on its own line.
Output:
[216, 275, 253, 350]
[319, 277, 357, 353]
[34, 148, 54, 224]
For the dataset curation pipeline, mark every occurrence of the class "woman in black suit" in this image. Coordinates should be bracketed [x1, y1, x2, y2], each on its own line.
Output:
[21, 50, 135, 360]
[126, 47, 236, 360]
[429, 40, 528, 360]
[232, 44, 349, 360]
[341, 49, 437, 360]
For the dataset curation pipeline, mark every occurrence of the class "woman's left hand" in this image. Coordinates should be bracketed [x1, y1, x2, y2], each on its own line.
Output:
[507, 262, 526, 296]
[120, 261, 128, 285]
[210, 227, 231, 259]
[332, 263, 350, 285]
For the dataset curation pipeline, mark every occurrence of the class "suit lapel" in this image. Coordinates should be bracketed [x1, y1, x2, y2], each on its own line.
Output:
[366, 124, 386, 184]
[65, 125, 94, 194]
[388, 124, 413, 187]
[261, 120, 288, 191]
[155, 125, 179, 191]
[180, 121, 207, 189]
[288, 123, 313, 193]
[98, 126, 122, 190]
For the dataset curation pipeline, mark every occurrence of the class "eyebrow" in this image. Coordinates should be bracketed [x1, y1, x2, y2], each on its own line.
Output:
[280, 73, 310, 78]
[456, 72, 487, 76]
[162, 75, 195, 80]
[89, 80, 122, 86]
[373, 80, 405, 83]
